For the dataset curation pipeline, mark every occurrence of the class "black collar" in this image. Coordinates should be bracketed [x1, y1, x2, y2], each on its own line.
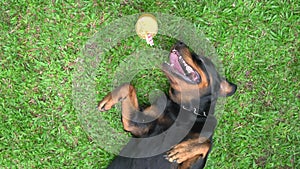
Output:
[181, 105, 207, 118]
[180, 94, 218, 119]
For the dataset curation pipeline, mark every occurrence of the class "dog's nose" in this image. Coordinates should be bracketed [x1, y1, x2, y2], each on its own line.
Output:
[175, 41, 186, 48]
[177, 41, 184, 45]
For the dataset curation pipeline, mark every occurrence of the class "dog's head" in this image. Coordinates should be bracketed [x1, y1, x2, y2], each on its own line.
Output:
[162, 42, 237, 107]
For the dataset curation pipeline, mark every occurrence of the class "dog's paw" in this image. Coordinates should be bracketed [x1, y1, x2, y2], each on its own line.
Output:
[97, 93, 114, 111]
[165, 138, 210, 164]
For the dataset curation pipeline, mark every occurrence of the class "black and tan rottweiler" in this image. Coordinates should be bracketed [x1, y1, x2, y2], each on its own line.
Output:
[98, 42, 237, 169]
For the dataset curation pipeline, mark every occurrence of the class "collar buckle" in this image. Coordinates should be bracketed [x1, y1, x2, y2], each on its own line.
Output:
[182, 106, 207, 117]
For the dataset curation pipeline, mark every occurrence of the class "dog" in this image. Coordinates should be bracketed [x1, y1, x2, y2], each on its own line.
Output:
[98, 42, 237, 169]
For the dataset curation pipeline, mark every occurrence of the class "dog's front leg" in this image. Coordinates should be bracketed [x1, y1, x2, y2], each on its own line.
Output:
[98, 83, 133, 111]
[98, 83, 154, 136]
[166, 137, 211, 168]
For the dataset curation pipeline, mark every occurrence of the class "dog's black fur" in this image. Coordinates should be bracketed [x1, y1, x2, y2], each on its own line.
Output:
[98, 42, 237, 169]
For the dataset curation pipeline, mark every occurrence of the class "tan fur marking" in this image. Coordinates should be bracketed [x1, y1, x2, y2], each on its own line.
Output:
[167, 137, 211, 164]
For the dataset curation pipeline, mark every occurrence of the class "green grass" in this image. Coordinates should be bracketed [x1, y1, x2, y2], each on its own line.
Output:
[0, 0, 299, 168]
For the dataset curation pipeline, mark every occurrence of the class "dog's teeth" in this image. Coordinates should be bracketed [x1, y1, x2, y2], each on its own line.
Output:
[186, 66, 193, 73]
[182, 59, 188, 66]
[177, 56, 194, 74]
[165, 62, 174, 67]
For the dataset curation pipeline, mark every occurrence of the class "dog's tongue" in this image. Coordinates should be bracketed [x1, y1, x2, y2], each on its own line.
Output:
[170, 52, 185, 75]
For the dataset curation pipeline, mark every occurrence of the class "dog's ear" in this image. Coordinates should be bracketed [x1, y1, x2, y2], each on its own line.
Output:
[219, 79, 237, 97]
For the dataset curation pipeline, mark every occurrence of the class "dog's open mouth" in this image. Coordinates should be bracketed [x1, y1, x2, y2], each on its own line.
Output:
[162, 49, 201, 84]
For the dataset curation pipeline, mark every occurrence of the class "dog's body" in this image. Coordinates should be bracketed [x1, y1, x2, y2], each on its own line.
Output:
[98, 42, 236, 169]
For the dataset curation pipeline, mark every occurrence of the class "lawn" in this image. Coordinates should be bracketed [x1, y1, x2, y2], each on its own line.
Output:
[0, 0, 299, 168]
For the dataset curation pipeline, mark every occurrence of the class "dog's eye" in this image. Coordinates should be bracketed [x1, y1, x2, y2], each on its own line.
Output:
[171, 88, 179, 95]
